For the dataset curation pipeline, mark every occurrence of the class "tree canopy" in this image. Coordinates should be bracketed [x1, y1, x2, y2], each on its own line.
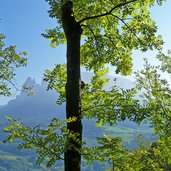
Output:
[44, 0, 164, 74]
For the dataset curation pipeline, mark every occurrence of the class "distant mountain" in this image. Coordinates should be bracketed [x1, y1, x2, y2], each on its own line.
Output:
[0, 77, 65, 124]
[0, 72, 133, 124]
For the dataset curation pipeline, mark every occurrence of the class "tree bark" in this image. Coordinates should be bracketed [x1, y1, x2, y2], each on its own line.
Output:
[61, 1, 83, 171]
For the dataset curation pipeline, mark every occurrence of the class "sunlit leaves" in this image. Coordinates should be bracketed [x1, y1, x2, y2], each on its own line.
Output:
[135, 56, 171, 136]
[0, 34, 27, 96]
[83, 134, 171, 170]
[44, 0, 165, 75]
[43, 63, 147, 126]
[44, 64, 67, 105]
[81, 68, 143, 125]
[123, 136, 171, 171]
[83, 134, 127, 170]
[4, 116, 81, 168]
[42, 27, 66, 48]
[157, 50, 171, 73]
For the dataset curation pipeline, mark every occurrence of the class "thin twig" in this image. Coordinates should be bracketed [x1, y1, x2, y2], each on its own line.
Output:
[5, 78, 33, 95]
[111, 14, 145, 46]
[81, 24, 103, 60]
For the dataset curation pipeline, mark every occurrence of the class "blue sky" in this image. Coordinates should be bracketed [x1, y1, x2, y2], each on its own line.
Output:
[0, 0, 171, 104]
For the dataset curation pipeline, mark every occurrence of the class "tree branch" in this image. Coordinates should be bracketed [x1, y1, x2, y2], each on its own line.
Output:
[78, 0, 138, 24]
[4, 78, 33, 96]
[8, 79, 20, 92]
[81, 24, 104, 61]
[111, 14, 145, 46]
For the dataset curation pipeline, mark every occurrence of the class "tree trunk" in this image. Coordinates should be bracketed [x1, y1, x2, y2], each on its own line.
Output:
[61, 1, 83, 171]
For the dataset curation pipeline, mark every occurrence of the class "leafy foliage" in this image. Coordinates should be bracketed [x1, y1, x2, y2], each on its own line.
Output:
[44, 64, 147, 125]
[0, 34, 27, 96]
[83, 135, 127, 170]
[44, 64, 66, 105]
[3, 116, 81, 168]
[135, 56, 171, 135]
[44, 0, 164, 74]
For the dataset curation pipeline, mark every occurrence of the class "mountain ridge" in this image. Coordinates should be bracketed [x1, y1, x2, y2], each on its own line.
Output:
[0, 72, 133, 123]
